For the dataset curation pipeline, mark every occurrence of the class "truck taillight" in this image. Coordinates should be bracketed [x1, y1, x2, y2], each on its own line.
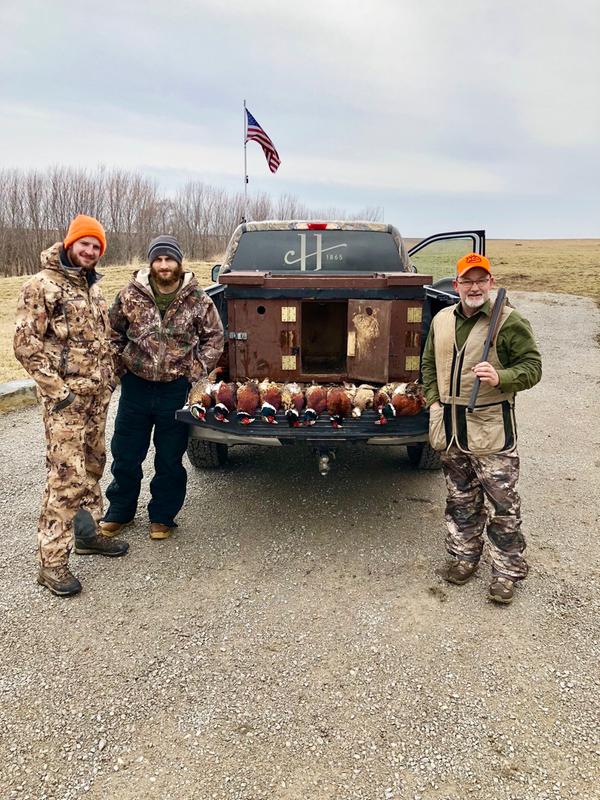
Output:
[307, 223, 328, 230]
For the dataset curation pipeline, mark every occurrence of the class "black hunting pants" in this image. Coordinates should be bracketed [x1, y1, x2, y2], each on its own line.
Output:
[104, 372, 190, 528]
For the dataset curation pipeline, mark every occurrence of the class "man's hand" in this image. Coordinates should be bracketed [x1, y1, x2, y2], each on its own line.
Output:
[472, 361, 499, 387]
[429, 400, 442, 411]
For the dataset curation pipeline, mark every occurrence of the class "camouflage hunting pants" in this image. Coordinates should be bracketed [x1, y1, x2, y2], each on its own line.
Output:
[440, 446, 528, 581]
[38, 388, 111, 567]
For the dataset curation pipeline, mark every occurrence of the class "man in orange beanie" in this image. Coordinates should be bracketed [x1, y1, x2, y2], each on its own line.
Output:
[14, 214, 128, 597]
[421, 252, 542, 605]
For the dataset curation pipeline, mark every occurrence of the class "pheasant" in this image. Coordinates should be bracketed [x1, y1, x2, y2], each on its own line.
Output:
[281, 382, 305, 427]
[212, 380, 237, 423]
[258, 378, 283, 424]
[236, 380, 261, 425]
[303, 384, 328, 426]
[391, 381, 426, 416]
[351, 384, 375, 418]
[373, 383, 401, 425]
[188, 377, 213, 422]
[327, 385, 354, 428]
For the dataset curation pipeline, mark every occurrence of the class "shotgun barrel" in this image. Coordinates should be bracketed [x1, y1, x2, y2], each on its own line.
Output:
[467, 287, 507, 413]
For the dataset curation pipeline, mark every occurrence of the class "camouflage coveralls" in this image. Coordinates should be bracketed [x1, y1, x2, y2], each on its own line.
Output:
[13, 243, 115, 567]
[440, 447, 525, 579]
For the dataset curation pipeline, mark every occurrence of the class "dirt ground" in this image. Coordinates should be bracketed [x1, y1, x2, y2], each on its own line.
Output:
[0, 292, 599, 800]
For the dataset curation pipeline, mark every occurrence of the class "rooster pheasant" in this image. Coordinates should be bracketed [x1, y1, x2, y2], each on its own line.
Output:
[304, 384, 328, 426]
[236, 380, 261, 424]
[258, 379, 283, 424]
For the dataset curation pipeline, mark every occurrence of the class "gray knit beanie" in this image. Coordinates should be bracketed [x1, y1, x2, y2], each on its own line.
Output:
[148, 235, 184, 265]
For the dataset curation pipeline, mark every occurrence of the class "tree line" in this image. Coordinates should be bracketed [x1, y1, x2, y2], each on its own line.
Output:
[0, 167, 382, 276]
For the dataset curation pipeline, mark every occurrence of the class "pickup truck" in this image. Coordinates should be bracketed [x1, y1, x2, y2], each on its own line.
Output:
[176, 221, 485, 474]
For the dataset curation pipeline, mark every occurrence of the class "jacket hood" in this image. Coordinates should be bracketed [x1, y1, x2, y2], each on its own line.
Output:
[40, 241, 102, 286]
[40, 242, 64, 271]
[134, 266, 196, 292]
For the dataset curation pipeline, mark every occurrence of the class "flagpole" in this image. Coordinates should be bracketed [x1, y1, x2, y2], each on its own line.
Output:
[243, 99, 248, 222]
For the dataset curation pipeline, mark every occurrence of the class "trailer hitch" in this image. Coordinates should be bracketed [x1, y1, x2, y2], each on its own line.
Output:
[316, 448, 336, 476]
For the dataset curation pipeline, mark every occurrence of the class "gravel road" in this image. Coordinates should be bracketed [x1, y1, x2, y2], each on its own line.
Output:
[1, 292, 599, 800]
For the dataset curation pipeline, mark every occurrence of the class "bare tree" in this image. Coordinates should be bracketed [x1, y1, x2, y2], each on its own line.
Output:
[0, 166, 382, 276]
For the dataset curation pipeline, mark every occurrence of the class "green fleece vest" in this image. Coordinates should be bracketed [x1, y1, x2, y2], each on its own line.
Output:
[430, 304, 517, 454]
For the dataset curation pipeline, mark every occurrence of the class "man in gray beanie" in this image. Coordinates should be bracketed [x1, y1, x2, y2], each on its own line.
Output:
[101, 235, 224, 541]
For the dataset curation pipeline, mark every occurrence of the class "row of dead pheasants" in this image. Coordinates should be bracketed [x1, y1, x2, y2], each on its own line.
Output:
[187, 375, 425, 428]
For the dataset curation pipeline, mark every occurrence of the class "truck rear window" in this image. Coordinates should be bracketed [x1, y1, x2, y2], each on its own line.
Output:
[231, 230, 405, 272]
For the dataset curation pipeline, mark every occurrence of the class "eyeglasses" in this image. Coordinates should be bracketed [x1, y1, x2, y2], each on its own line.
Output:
[457, 277, 491, 287]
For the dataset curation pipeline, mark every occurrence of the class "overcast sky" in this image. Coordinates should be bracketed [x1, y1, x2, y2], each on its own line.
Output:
[2, 0, 599, 237]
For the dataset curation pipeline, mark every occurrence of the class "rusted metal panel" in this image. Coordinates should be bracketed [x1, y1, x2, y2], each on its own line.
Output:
[389, 300, 423, 381]
[380, 274, 432, 287]
[220, 272, 266, 285]
[347, 300, 391, 383]
[221, 273, 431, 290]
[228, 298, 300, 381]
[225, 270, 427, 384]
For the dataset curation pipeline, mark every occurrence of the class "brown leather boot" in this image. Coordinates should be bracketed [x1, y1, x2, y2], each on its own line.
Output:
[37, 565, 82, 597]
[488, 577, 515, 604]
[445, 559, 478, 585]
[99, 520, 133, 537]
[149, 523, 173, 540]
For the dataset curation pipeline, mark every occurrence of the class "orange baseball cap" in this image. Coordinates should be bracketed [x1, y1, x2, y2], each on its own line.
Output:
[64, 214, 107, 256]
[456, 252, 491, 277]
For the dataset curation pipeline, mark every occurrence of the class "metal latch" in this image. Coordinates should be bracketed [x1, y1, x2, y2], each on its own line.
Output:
[228, 332, 248, 340]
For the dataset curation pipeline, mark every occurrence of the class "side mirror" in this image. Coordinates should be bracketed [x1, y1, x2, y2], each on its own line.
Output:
[211, 264, 221, 283]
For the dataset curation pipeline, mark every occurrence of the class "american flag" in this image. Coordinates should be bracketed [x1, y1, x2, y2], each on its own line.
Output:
[245, 109, 281, 173]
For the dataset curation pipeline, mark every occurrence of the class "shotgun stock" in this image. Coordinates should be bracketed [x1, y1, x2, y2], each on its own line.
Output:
[467, 287, 507, 413]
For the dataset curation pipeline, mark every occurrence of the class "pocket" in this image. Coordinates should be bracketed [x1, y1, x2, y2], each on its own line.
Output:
[63, 343, 100, 376]
[428, 404, 447, 451]
[466, 403, 506, 454]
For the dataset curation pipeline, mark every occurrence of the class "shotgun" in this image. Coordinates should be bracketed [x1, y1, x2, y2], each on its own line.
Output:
[467, 287, 507, 413]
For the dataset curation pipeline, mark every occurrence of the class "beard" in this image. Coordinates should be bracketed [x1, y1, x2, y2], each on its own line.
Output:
[464, 294, 487, 309]
[151, 262, 183, 289]
[68, 250, 99, 271]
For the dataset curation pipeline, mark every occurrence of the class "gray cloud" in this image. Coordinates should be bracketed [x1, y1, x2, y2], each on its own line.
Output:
[1, 0, 598, 237]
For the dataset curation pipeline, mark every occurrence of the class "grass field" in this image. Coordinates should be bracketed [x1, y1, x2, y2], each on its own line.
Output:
[1, 241, 599, 383]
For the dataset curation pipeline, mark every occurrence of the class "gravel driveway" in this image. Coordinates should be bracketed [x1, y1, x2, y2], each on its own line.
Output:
[1, 292, 599, 800]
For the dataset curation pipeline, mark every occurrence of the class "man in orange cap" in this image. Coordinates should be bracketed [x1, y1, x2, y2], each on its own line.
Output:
[14, 214, 129, 597]
[421, 252, 542, 604]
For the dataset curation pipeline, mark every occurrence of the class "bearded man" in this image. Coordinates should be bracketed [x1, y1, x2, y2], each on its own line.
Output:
[101, 235, 223, 541]
[421, 253, 542, 604]
[14, 215, 129, 597]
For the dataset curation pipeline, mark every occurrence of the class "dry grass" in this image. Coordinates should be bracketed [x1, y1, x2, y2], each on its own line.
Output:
[1, 241, 599, 383]
[407, 238, 600, 299]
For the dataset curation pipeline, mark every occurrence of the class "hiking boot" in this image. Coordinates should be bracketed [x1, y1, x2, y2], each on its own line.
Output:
[445, 559, 478, 585]
[99, 519, 133, 537]
[488, 576, 515, 604]
[149, 523, 173, 540]
[37, 565, 82, 597]
[74, 533, 129, 557]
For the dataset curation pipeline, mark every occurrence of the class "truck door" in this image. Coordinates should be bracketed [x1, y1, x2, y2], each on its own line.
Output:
[407, 229, 486, 354]
[407, 229, 486, 285]
[346, 299, 392, 383]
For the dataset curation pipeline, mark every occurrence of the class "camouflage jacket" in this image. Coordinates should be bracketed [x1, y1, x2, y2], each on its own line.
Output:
[110, 268, 224, 383]
[13, 243, 115, 403]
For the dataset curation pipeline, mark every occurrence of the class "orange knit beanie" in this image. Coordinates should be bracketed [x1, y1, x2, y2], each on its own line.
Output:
[64, 215, 107, 256]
